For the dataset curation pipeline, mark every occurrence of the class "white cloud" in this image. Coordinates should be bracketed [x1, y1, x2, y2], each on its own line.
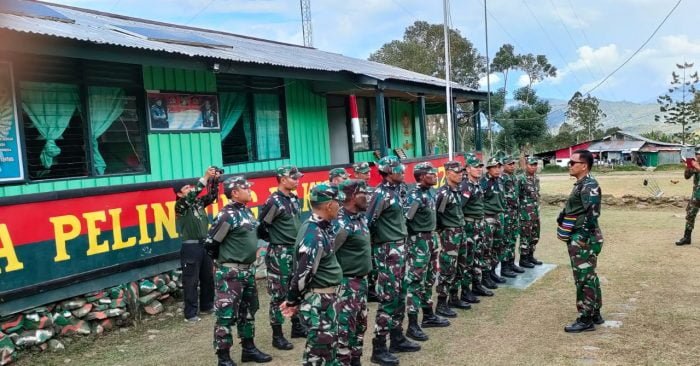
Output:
[568, 44, 621, 72]
[517, 74, 531, 87]
[479, 73, 501, 89]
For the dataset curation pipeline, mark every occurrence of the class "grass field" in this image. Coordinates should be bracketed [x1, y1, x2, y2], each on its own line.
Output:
[540, 170, 691, 198]
[18, 204, 700, 366]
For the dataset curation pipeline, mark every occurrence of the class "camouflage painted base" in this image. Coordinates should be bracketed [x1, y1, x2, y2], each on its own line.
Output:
[496, 263, 557, 290]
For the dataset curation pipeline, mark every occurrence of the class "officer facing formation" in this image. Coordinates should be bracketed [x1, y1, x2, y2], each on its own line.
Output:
[258, 166, 307, 351]
[205, 176, 272, 366]
[676, 149, 700, 245]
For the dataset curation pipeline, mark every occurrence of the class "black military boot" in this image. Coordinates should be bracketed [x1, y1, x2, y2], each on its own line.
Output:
[271, 325, 293, 350]
[350, 357, 362, 366]
[371, 337, 399, 366]
[472, 281, 494, 296]
[500, 261, 517, 278]
[389, 328, 421, 353]
[482, 271, 498, 289]
[490, 265, 507, 284]
[593, 310, 605, 325]
[240, 338, 272, 363]
[216, 349, 237, 366]
[676, 229, 692, 245]
[436, 296, 457, 318]
[528, 254, 543, 265]
[290, 316, 308, 338]
[564, 316, 595, 333]
[406, 313, 428, 341]
[510, 259, 525, 273]
[519, 256, 535, 268]
[460, 284, 480, 304]
[422, 306, 450, 328]
[449, 291, 472, 310]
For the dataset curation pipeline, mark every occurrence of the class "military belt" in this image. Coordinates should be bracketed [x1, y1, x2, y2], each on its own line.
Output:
[220, 262, 254, 270]
[410, 231, 434, 240]
[310, 286, 338, 294]
[463, 217, 482, 222]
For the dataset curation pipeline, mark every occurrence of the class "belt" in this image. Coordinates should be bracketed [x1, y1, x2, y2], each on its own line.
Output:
[310, 286, 337, 294]
[484, 213, 498, 218]
[220, 262, 254, 270]
[464, 217, 482, 222]
[182, 240, 200, 244]
[410, 232, 434, 240]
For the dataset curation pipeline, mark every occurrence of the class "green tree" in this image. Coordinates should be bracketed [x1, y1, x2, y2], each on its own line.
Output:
[490, 44, 520, 109]
[368, 21, 486, 88]
[656, 62, 700, 145]
[496, 90, 550, 151]
[566, 91, 607, 141]
[641, 130, 675, 143]
[518, 54, 557, 104]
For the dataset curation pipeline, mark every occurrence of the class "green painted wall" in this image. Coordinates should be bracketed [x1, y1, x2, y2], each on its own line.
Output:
[353, 151, 376, 164]
[389, 100, 416, 158]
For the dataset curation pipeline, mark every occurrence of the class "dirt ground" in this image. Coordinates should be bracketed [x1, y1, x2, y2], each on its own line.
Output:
[541, 170, 691, 198]
[17, 203, 700, 366]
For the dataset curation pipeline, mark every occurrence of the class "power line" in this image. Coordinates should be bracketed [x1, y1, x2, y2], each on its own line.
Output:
[184, 0, 217, 25]
[583, 0, 682, 94]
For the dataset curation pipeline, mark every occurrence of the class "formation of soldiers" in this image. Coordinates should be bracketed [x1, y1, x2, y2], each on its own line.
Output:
[179, 152, 544, 366]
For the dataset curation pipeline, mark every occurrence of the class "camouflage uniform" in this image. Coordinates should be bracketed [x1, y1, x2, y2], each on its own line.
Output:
[204, 178, 260, 353]
[333, 180, 372, 366]
[460, 174, 486, 286]
[518, 163, 541, 259]
[481, 163, 506, 268]
[501, 167, 520, 263]
[560, 174, 604, 319]
[435, 174, 466, 298]
[287, 184, 344, 365]
[683, 168, 700, 233]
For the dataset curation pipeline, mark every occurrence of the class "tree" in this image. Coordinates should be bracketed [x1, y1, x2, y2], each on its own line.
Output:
[368, 21, 486, 88]
[656, 62, 700, 145]
[495, 89, 550, 151]
[518, 54, 557, 104]
[566, 91, 607, 141]
[490, 44, 520, 109]
[641, 130, 675, 143]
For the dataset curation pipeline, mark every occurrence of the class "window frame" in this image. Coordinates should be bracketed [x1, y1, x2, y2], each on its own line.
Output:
[352, 96, 379, 153]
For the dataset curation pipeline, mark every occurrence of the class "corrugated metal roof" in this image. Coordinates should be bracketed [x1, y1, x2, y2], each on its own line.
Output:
[0, 0, 483, 95]
[588, 140, 645, 152]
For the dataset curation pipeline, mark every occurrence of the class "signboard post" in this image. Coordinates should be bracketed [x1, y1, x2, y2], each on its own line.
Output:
[0, 62, 25, 183]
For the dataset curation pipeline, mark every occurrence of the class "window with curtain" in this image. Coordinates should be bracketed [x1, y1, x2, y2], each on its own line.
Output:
[217, 75, 288, 165]
[14, 55, 148, 181]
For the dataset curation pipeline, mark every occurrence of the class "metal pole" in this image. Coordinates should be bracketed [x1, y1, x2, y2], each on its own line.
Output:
[443, 0, 453, 160]
[376, 88, 388, 157]
[418, 95, 428, 156]
[483, 0, 493, 157]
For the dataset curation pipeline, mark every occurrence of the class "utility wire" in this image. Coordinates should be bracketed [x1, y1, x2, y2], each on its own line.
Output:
[184, 0, 217, 25]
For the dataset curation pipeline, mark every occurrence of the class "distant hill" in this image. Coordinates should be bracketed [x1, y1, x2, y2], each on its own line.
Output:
[544, 98, 662, 134]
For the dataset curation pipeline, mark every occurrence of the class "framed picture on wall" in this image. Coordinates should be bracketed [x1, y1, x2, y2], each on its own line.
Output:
[146, 91, 220, 131]
[0, 61, 26, 183]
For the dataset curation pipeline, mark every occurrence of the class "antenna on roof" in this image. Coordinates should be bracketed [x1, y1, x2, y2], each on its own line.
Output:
[300, 0, 313, 47]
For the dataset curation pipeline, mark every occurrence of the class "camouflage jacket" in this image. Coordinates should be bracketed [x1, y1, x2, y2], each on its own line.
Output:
[562, 174, 602, 234]
[288, 214, 342, 306]
[258, 190, 302, 245]
[404, 185, 437, 233]
[366, 180, 408, 243]
[205, 201, 259, 264]
[501, 173, 519, 213]
[684, 168, 700, 199]
[174, 177, 218, 241]
[517, 173, 540, 221]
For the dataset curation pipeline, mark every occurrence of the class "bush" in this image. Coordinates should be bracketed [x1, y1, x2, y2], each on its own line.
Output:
[654, 164, 686, 171]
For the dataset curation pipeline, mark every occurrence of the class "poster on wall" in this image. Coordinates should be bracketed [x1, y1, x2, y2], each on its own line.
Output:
[0, 62, 25, 183]
[146, 91, 220, 131]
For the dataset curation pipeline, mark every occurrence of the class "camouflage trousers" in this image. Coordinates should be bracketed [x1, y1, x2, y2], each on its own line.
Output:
[567, 230, 603, 318]
[436, 227, 465, 297]
[484, 213, 505, 267]
[213, 265, 258, 351]
[300, 292, 340, 365]
[336, 277, 368, 366]
[685, 197, 700, 232]
[266, 244, 299, 326]
[373, 240, 407, 337]
[503, 210, 519, 262]
[519, 216, 541, 258]
[460, 219, 485, 285]
[405, 232, 439, 314]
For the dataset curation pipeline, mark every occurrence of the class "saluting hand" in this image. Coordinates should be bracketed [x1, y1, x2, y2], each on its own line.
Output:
[279, 301, 299, 318]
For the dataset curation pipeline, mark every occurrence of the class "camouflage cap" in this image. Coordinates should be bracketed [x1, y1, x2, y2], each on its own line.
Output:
[377, 156, 405, 174]
[276, 165, 303, 179]
[464, 153, 483, 167]
[414, 162, 438, 177]
[444, 160, 464, 172]
[526, 156, 538, 165]
[352, 161, 371, 174]
[485, 157, 501, 168]
[338, 179, 368, 198]
[223, 175, 253, 196]
[329, 167, 349, 181]
[503, 155, 517, 164]
[310, 183, 345, 203]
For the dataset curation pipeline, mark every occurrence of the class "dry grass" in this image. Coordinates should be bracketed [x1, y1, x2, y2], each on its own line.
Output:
[540, 171, 692, 198]
[18, 206, 700, 366]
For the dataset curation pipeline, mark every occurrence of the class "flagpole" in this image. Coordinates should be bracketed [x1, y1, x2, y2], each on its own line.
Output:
[484, 0, 493, 157]
[443, 0, 453, 160]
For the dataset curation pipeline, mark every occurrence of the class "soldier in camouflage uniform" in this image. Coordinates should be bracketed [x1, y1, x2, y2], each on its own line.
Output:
[499, 156, 524, 277]
[434, 161, 472, 319]
[518, 157, 543, 267]
[333, 179, 372, 366]
[353, 161, 379, 304]
[404, 162, 450, 342]
[330, 168, 350, 185]
[676, 149, 700, 245]
[258, 165, 306, 350]
[558, 150, 605, 333]
[460, 155, 493, 298]
[174, 167, 219, 322]
[352, 162, 371, 183]
[204, 176, 272, 366]
[280, 184, 344, 365]
[480, 158, 507, 289]
[368, 156, 419, 366]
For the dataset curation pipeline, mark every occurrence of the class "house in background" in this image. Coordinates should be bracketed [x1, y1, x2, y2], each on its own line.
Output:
[534, 141, 593, 167]
[588, 131, 683, 167]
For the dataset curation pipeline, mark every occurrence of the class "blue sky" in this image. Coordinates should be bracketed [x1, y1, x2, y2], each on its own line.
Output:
[50, 0, 698, 103]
